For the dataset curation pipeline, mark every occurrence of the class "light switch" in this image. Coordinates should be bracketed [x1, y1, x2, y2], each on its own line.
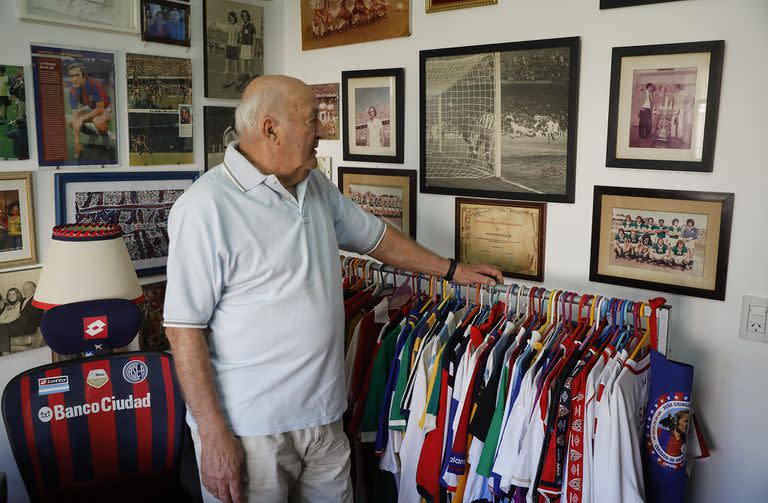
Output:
[741, 295, 768, 342]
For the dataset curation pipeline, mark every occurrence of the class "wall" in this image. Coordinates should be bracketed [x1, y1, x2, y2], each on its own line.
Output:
[0, 1, 281, 501]
[284, 0, 768, 501]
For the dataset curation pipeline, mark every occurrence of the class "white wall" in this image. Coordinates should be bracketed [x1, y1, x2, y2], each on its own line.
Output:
[284, 0, 768, 501]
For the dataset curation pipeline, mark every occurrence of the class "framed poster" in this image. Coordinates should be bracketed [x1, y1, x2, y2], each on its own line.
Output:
[301, 0, 410, 51]
[0, 172, 36, 270]
[138, 280, 169, 351]
[342, 68, 404, 163]
[203, 105, 238, 171]
[606, 40, 724, 172]
[600, 0, 685, 8]
[17, 0, 139, 33]
[0, 64, 29, 161]
[127, 53, 193, 166]
[54, 171, 199, 276]
[0, 267, 44, 357]
[456, 198, 545, 281]
[338, 167, 416, 239]
[310, 83, 340, 140]
[140, 0, 191, 47]
[427, 0, 497, 13]
[420, 37, 580, 203]
[589, 186, 733, 300]
[31, 45, 118, 167]
[203, 0, 264, 98]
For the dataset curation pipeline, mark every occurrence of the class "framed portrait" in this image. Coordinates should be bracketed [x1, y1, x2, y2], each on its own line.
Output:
[54, 171, 199, 277]
[420, 37, 580, 203]
[301, 0, 410, 51]
[141, 0, 191, 47]
[427, 0, 497, 13]
[31, 45, 118, 167]
[338, 167, 416, 239]
[203, 106, 238, 171]
[0, 64, 30, 161]
[17, 0, 139, 33]
[456, 198, 546, 282]
[606, 40, 724, 172]
[203, 0, 264, 99]
[138, 280, 169, 351]
[310, 83, 340, 140]
[127, 53, 193, 166]
[600, 0, 685, 8]
[317, 155, 333, 180]
[0, 267, 44, 357]
[0, 172, 36, 271]
[589, 186, 733, 300]
[342, 68, 404, 163]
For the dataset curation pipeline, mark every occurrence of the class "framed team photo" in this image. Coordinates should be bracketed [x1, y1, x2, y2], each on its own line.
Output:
[342, 68, 404, 163]
[54, 171, 199, 276]
[338, 167, 416, 239]
[600, 0, 685, 8]
[606, 40, 724, 172]
[426, 0, 497, 13]
[420, 37, 580, 203]
[0, 266, 44, 357]
[589, 186, 734, 300]
[301, 0, 410, 51]
[17, 0, 139, 33]
[203, 0, 264, 99]
[203, 105, 238, 171]
[0, 64, 29, 161]
[140, 0, 191, 47]
[456, 198, 546, 282]
[310, 83, 340, 140]
[0, 172, 36, 271]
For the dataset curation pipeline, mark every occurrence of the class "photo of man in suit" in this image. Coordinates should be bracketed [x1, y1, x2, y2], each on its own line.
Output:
[0, 280, 44, 355]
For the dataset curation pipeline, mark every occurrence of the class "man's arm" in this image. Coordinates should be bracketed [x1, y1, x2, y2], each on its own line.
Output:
[367, 227, 503, 286]
[165, 327, 245, 503]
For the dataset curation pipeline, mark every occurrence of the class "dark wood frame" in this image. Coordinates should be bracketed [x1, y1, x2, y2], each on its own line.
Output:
[337, 167, 416, 239]
[455, 198, 546, 282]
[589, 185, 733, 300]
[419, 37, 580, 203]
[600, 0, 684, 8]
[140, 0, 191, 47]
[426, 0, 498, 13]
[606, 40, 724, 172]
[342, 68, 405, 164]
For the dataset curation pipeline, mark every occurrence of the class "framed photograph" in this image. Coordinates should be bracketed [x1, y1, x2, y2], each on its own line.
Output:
[427, 0, 497, 13]
[301, 0, 410, 51]
[338, 167, 416, 239]
[0, 172, 36, 270]
[203, 106, 238, 171]
[0, 64, 29, 161]
[600, 0, 685, 8]
[589, 186, 733, 300]
[0, 267, 44, 357]
[203, 0, 264, 98]
[420, 37, 580, 203]
[17, 0, 139, 33]
[317, 155, 332, 180]
[138, 280, 169, 351]
[342, 68, 404, 163]
[456, 198, 545, 282]
[310, 83, 340, 140]
[141, 0, 191, 47]
[54, 171, 199, 277]
[31, 45, 118, 167]
[127, 53, 193, 166]
[606, 40, 724, 172]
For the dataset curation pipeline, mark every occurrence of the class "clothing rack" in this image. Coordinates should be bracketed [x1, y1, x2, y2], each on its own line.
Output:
[343, 257, 671, 356]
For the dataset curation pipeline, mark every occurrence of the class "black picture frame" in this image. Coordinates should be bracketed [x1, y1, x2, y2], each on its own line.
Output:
[600, 0, 685, 8]
[606, 40, 724, 172]
[140, 0, 191, 47]
[342, 68, 405, 164]
[419, 37, 580, 203]
[337, 167, 416, 239]
[589, 185, 733, 300]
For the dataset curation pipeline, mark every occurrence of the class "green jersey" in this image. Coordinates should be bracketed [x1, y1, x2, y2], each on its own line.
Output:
[671, 245, 688, 256]
[653, 243, 668, 254]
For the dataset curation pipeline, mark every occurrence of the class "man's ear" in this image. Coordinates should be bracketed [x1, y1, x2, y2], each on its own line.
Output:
[261, 116, 278, 143]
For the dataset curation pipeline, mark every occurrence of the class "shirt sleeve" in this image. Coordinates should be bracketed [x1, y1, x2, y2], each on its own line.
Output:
[163, 193, 223, 329]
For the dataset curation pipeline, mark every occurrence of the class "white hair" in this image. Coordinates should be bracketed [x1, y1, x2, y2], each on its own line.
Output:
[235, 85, 287, 137]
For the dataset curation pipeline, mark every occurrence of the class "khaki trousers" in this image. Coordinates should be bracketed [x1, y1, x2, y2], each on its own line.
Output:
[191, 420, 353, 503]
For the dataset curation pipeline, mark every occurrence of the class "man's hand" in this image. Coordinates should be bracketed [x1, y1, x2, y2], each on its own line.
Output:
[200, 429, 247, 503]
[453, 262, 504, 286]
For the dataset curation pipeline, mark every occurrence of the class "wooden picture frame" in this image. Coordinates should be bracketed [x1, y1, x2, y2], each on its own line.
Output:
[600, 0, 685, 9]
[589, 185, 733, 300]
[17, 0, 139, 33]
[420, 37, 580, 203]
[427, 0, 497, 13]
[0, 172, 37, 271]
[342, 68, 405, 164]
[606, 40, 724, 172]
[455, 198, 546, 282]
[338, 167, 416, 239]
[140, 0, 191, 47]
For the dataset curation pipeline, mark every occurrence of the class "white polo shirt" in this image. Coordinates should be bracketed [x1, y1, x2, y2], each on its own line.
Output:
[163, 144, 386, 436]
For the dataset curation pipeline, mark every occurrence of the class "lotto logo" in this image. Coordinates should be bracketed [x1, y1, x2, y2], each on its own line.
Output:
[38, 406, 53, 423]
[83, 316, 109, 340]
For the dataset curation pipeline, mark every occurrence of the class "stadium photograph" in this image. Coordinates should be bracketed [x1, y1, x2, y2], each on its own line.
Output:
[0, 64, 28, 160]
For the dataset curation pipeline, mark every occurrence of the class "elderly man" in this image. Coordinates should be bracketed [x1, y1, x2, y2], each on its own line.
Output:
[163, 75, 502, 503]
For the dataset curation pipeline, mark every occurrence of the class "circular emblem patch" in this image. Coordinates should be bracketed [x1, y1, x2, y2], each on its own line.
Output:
[38, 406, 53, 423]
[646, 392, 690, 470]
[122, 360, 149, 384]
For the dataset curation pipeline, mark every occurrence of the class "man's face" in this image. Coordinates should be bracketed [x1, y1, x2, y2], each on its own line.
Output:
[69, 68, 84, 88]
[275, 87, 327, 185]
[22, 282, 35, 299]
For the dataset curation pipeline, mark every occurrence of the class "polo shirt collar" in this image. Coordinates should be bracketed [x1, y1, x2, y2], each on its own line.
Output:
[222, 142, 267, 192]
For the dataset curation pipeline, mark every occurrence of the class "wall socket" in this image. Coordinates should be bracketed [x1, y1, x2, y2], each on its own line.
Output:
[740, 295, 768, 343]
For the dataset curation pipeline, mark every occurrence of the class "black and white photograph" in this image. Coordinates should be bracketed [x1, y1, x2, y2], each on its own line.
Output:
[204, 0, 264, 98]
[203, 105, 238, 171]
[0, 267, 44, 357]
[310, 83, 340, 140]
[629, 69, 696, 150]
[420, 37, 580, 203]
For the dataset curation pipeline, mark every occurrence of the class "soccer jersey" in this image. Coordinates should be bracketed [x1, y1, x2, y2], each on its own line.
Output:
[671, 245, 688, 256]
[668, 225, 682, 239]
[69, 77, 111, 110]
[653, 243, 668, 255]
[615, 233, 627, 244]
[628, 233, 640, 244]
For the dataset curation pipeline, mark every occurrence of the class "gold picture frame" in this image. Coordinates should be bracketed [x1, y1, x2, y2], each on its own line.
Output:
[0, 172, 37, 271]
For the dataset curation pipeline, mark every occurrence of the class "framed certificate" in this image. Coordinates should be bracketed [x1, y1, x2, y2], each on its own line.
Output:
[455, 198, 546, 281]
